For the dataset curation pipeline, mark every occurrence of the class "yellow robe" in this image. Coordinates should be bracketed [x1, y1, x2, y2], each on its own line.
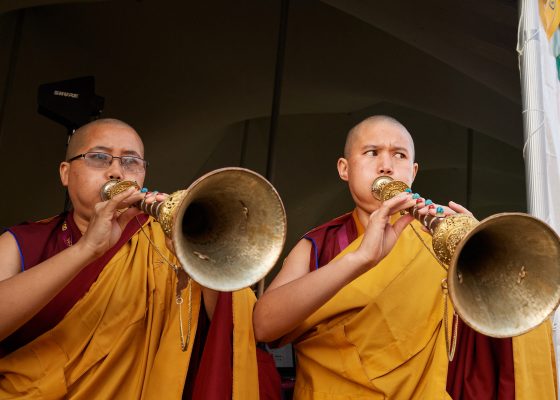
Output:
[282, 216, 556, 399]
[0, 218, 260, 399]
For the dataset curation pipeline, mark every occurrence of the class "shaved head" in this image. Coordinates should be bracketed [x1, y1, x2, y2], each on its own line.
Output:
[344, 115, 415, 160]
[60, 117, 146, 227]
[66, 118, 142, 160]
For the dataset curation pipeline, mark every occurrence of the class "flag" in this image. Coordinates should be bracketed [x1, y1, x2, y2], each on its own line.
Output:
[518, 1, 560, 396]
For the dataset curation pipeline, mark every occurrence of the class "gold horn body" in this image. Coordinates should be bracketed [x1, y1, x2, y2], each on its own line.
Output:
[101, 167, 287, 292]
[372, 176, 560, 338]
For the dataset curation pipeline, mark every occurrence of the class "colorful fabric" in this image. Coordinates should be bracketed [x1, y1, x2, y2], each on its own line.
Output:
[0, 218, 198, 398]
[2, 212, 148, 355]
[540, 0, 560, 38]
[192, 290, 280, 400]
[287, 212, 450, 399]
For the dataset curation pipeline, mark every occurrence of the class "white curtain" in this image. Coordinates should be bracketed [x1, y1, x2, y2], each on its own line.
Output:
[518, 1, 560, 396]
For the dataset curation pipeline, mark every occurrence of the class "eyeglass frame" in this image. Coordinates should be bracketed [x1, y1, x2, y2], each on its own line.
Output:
[67, 151, 149, 172]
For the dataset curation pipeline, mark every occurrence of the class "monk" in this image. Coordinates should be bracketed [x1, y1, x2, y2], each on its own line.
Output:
[0, 118, 279, 399]
[253, 115, 556, 399]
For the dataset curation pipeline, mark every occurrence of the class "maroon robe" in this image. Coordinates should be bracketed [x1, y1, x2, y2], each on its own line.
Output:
[190, 292, 281, 400]
[303, 212, 515, 400]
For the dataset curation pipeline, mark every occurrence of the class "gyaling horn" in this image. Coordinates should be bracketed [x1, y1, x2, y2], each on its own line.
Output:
[372, 176, 560, 338]
[101, 167, 287, 292]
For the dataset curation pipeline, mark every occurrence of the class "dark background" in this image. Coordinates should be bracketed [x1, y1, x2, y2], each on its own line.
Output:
[0, 0, 525, 280]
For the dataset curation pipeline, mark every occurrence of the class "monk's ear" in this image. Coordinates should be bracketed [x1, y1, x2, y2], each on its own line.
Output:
[60, 162, 70, 187]
[411, 162, 419, 183]
[337, 157, 349, 181]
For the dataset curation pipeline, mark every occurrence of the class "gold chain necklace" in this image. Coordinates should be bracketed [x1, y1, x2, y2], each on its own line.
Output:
[409, 223, 458, 362]
[136, 217, 193, 352]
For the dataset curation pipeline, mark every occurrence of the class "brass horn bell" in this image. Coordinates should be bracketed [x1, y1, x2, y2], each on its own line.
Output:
[372, 176, 560, 338]
[101, 167, 287, 292]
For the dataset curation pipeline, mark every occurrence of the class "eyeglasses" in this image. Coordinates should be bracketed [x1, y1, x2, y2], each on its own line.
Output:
[67, 152, 148, 173]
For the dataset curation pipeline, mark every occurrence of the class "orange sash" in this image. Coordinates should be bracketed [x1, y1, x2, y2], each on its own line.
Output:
[0, 219, 198, 399]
